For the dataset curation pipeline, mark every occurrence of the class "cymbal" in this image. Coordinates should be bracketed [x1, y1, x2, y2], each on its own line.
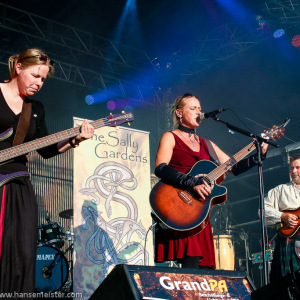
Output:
[59, 209, 73, 219]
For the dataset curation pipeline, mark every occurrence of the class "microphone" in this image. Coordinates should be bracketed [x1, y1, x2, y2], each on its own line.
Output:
[42, 266, 52, 278]
[200, 108, 227, 121]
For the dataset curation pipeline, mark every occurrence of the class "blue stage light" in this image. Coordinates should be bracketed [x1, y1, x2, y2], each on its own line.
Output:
[85, 95, 95, 105]
[273, 29, 285, 38]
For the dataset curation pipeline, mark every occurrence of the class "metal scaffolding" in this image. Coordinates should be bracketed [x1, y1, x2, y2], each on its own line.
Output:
[0, 3, 161, 105]
[153, 1, 300, 76]
[153, 22, 273, 77]
[263, 0, 300, 24]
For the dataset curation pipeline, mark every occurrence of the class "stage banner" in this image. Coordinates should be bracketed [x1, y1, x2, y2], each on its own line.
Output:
[72, 117, 153, 298]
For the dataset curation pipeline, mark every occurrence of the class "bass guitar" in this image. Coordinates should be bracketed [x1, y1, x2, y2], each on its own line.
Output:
[150, 121, 288, 237]
[0, 111, 134, 187]
[277, 207, 300, 238]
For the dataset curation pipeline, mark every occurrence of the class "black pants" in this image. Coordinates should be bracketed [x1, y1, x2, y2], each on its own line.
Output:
[181, 256, 209, 269]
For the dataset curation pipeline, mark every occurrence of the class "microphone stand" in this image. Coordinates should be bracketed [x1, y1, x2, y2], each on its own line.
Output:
[211, 116, 279, 286]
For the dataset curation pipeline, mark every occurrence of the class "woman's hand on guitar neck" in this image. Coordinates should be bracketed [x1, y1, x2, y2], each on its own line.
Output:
[193, 180, 212, 198]
[75, 119, 95, 142]
[281, 212, 298, 228]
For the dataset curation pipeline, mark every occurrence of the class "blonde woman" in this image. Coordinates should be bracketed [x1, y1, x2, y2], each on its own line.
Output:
[0, 48, 94, 293]
[154, 93, 268, 269]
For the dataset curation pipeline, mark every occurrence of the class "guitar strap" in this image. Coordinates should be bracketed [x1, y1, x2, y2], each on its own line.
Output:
[12, 99, 32, 146]
[204, 139, 220, 165]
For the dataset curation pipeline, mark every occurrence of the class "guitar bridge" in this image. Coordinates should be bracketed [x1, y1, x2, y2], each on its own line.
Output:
[178, 190, 194, 206]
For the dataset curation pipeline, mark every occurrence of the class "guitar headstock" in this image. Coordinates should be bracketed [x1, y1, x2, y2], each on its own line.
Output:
[106, 111, 134, 127]
[261, 119, 290, 141]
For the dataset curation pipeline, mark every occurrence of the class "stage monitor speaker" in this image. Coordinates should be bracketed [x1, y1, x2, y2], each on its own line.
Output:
[251, 269, 300, 300]
[90, 264, 255, 300]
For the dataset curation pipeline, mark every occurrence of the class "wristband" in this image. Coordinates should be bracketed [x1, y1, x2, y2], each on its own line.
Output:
[69, 137, 79, 148]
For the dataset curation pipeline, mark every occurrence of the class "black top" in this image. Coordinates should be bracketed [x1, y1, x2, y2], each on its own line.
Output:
[0, 88, 60, 173]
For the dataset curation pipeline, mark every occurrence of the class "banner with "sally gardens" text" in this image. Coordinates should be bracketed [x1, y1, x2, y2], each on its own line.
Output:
[72, 114, 153, 298]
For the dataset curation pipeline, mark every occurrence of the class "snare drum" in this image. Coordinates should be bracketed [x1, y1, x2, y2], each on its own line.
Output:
[35, 245, 69, 293]
[38, 222, 65, 249]
[213, 235, 235, 270]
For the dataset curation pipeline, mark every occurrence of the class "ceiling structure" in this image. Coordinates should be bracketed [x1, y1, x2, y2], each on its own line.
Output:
[0, 2, 161, 106]
[1, 0, 300, 284]
[1, 1, 299, 107]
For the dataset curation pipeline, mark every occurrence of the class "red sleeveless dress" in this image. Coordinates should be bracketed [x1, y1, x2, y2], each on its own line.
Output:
[155, 132, 216, 268]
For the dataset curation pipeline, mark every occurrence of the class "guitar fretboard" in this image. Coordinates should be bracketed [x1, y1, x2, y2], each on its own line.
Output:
[206, 141, 256, 182]
[0, 113, 132, 163]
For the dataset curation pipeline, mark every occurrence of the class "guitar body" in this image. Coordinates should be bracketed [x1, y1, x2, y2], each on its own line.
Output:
[150, 121, 288, 238]
[150, 160, 227, 237]
[278, 207, 300, 238]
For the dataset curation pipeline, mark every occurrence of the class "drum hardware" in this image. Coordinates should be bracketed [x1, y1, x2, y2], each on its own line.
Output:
[41, 251, 60, 278]
[59, 208, 74, 292]
[38, 214, 65, 249]
[35, 245, 69, 293]
[249, 249, 274, 264]
[59, 209, 73, 219]
[36, 209, 75, 293]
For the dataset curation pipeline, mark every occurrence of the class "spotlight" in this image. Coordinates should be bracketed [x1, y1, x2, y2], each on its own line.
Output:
[85, 95, 94, 105]
[256, 15, 265, 30]
[292, 35, 300, 47]
[273, 29, 285, 38]
[107, 100, 116, 111]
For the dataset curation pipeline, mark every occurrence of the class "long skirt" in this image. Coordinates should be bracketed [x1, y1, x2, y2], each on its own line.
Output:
[155, 220, 216, 268]
[0, 177, 38, 293]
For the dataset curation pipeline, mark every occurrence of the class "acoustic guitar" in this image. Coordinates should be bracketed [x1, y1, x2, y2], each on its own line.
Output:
[0, 111, 134, 187]
[150, 121, 288, 237]
[277, 207, 300, 238]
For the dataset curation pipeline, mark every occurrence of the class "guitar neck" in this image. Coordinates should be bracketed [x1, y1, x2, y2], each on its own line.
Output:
[207, 141, 256, 182]
[0, 117, 109, 163]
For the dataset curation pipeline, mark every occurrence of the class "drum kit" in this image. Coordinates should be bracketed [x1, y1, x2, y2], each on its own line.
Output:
[36, 209, 74, 294]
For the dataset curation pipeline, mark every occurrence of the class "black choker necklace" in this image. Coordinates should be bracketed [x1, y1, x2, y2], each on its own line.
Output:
[178, 124, 195, 134]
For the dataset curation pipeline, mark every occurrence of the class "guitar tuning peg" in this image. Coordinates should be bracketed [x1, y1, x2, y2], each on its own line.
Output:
[128, 122, 131, 126]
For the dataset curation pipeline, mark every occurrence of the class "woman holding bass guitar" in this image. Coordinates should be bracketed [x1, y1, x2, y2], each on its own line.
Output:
[153, 93, 268, 269]
[0, 48, 94, 293]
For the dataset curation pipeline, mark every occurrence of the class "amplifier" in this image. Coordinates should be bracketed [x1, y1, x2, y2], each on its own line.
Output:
[251, 269, 300, 300]
[90, 264, 255, 300]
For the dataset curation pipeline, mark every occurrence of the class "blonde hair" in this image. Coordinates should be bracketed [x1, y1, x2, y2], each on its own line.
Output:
[171, 93, 197, 127]
[5, 48, 54, 82]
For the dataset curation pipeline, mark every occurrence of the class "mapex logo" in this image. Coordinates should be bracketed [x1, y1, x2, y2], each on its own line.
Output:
[159, 276, 228, 293]
[36, 254, 56, 260]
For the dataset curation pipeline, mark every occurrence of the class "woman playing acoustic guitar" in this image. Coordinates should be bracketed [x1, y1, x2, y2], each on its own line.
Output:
[153, 93, 268, 269]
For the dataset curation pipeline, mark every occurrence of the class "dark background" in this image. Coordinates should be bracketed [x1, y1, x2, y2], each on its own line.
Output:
[0, 0, 299, 288]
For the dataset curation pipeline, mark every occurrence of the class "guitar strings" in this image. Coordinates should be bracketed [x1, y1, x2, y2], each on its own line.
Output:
[0, 115, 132, 162]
